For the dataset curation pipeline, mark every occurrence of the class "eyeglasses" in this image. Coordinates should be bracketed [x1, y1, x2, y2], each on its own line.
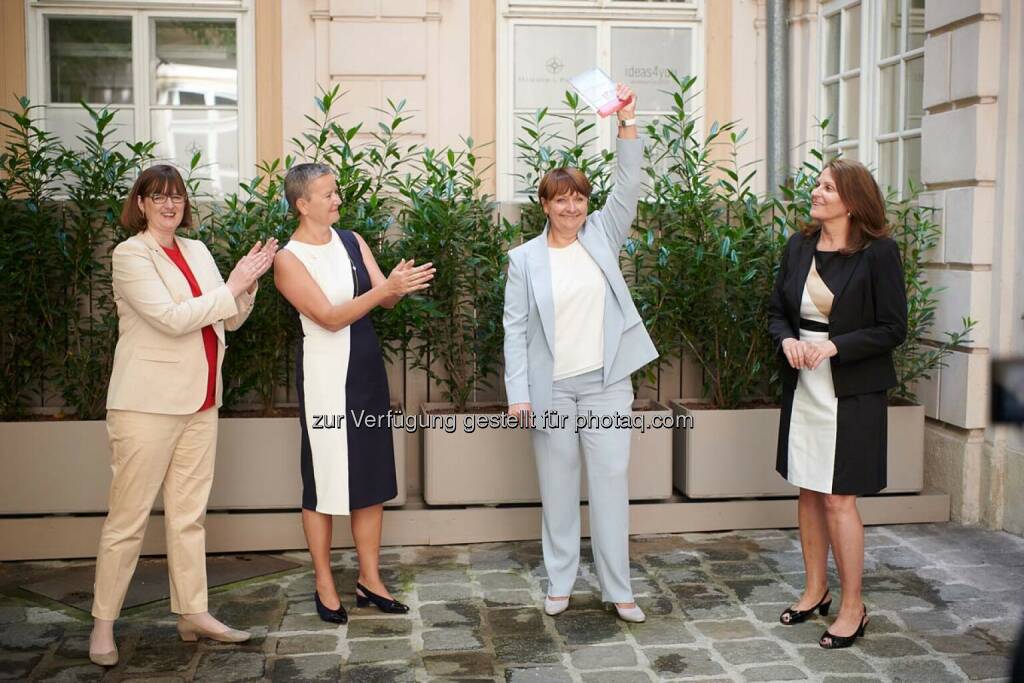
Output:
[149, 193, 186, 205]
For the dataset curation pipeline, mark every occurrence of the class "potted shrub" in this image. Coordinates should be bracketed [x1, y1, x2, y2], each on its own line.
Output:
[634, 80, 790, 498]
[0, 100, 157, 515]
[392, 138, 526, 505]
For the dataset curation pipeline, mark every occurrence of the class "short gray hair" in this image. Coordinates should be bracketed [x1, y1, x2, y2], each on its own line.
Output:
[284, 163, 334, 214]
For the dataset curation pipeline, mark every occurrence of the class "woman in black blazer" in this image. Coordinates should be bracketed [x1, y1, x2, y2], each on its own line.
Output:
[767, 159, 907, 649]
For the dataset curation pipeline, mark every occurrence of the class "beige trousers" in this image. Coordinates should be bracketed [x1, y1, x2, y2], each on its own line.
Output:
[92, 408, 218, 619]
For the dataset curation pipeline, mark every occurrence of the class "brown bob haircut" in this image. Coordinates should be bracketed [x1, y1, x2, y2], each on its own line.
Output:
[538, 167, 592, 202]
[119, 164, 194, 234]
[802, 158, 889, 254]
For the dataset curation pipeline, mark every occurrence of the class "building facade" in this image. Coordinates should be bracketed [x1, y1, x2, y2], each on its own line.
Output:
[2, 0, 1021, 533]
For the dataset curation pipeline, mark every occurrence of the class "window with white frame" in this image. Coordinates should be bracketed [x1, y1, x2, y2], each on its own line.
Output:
[875, 0, 924, 196]
[29, 1, 254, 195]
[820, 0, 925, 197]
[498, 0, 702, 200]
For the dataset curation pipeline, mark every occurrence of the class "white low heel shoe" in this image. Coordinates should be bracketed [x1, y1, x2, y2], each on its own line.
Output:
[544, 596, 570, 616]
[614, 603, 646, 623]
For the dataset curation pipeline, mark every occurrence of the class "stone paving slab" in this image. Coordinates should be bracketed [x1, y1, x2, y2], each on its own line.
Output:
[0, 523, 1021, 681]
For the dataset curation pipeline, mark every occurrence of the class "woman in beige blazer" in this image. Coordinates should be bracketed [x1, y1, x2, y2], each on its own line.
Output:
[89, 165, 277, 666]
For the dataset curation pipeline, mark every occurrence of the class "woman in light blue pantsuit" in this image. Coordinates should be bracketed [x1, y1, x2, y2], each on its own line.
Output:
[503, 84, 658, 623]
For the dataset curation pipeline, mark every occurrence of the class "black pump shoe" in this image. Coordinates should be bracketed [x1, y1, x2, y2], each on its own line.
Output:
[314, 591, 348, 624]
[355, 582, 409, 614]
[819, 606, 869, 649]
[779, 588, 832, 625]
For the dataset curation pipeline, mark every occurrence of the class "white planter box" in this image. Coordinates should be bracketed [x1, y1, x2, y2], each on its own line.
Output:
[0, 411, 407, 514]
[422, 400, 674, 506]
[670, 400, 925, 499]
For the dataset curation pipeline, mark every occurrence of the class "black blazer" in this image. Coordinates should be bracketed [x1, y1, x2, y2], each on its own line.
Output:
[768, 231, 908, 398]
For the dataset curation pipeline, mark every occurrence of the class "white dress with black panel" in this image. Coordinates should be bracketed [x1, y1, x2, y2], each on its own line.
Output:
[776, 250, 887, 495]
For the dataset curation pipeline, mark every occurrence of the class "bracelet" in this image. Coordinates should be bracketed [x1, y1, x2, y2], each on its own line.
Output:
[618, 117, 637, 128]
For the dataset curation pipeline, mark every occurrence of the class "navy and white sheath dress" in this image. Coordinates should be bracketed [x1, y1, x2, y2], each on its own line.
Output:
[284, 228, 397, 515]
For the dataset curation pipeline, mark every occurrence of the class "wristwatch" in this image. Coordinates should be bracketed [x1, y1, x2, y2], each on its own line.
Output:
[618, 117, 637, 128]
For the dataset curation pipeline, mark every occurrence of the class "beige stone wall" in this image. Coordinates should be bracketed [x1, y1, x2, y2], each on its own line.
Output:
[987, 0, 1024, 534]
[919, 0, 1024, 530]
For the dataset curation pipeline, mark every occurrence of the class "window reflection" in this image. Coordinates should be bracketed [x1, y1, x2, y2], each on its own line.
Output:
[513, 25, 596, 110]
[151, 109, 239, 195]
[153, 19, 237, 106]
[48, 17, 133, 104]
[610, 27, 692, 111]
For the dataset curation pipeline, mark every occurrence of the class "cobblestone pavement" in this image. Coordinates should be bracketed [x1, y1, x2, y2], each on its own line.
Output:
[1, 523, 1022, 682]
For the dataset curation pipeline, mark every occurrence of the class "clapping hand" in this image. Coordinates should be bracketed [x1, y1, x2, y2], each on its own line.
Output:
[227, 238, 279, 297]
[385, 258, 436, 298]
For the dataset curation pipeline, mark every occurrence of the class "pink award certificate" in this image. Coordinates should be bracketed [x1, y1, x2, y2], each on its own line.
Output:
[568, 68, 631, 118]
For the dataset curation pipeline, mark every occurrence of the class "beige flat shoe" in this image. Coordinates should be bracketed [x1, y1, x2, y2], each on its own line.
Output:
[544, 595, 570, 616]
[88, 646, 118, 667]
[614, 603, 646, 623]
[177, 617, 250, 643]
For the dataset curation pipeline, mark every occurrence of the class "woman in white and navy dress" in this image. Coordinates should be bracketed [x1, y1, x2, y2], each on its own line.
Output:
[768, 159, 907, 650]
[274, 163, 434, 624]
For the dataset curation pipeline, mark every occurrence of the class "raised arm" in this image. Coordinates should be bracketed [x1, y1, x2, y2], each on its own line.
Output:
[594, 84, 643, 249]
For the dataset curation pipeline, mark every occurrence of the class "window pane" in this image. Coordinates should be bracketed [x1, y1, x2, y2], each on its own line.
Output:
[46, 107, 135, 152]
[842, 76, 860, 140]
[514, 25, 597, 110]
[151, 109, 238, 195]
[880, 0, 902, 59]
[48, 17, 133, 104]
[839, 144, 858, 162]
[878, 64, 899, 134]
[153, 19, 237, 106]
[844, 4, 861, 71]
[825, 13, 841, 77]
[824, 81, 839, 141]
[610, 27, 692, 111]
[908, 0, 926, 51]
[903, 135, 921, 194]
[904, 56, 924, 130]
[877, 139, 899, 193]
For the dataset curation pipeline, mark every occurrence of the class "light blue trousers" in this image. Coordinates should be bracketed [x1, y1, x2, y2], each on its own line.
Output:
[531, 368, 634, 603]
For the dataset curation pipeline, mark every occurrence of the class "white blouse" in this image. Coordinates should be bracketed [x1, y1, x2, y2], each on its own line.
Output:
[548, 240, 606, 381]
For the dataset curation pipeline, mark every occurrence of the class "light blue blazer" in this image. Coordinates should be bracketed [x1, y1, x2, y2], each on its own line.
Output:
[502, 137, 659, 425]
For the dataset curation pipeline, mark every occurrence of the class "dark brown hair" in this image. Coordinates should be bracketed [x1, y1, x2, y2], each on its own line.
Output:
[538, 167, 592, 202]
[801, 158, 888, 254]
[119, 164, 193, 234]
